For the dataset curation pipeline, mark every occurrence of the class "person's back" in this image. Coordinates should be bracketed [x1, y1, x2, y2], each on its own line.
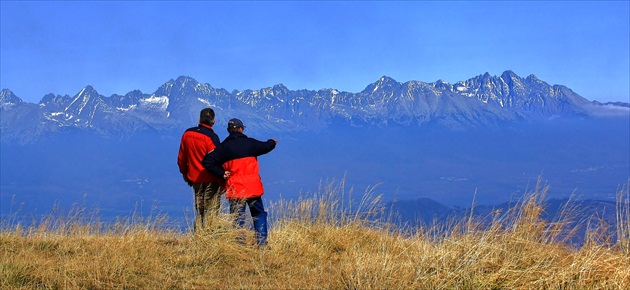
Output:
[212, 131, 275, 199]
[202, 118, 277, 246]
[177, 108, 224, 231]
[178, 125, 221, 184]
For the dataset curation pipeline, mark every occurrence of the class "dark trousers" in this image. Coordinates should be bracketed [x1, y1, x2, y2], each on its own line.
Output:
[193, 182, 223, 231]
[229, 197, 268, 245]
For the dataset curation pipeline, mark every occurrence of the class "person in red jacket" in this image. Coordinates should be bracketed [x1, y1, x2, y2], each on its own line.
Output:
[202, 118, 277, 246]
[177, 108, 224, 231]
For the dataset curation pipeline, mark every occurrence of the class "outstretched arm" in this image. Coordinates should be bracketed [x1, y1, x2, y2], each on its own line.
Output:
[252, 138, 277, 156]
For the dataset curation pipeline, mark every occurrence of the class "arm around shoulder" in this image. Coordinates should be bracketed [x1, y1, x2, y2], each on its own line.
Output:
[201, 149, 226, 180]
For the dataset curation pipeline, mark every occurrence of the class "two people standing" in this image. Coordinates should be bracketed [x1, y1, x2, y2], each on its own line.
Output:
[178, 108, 277, 246]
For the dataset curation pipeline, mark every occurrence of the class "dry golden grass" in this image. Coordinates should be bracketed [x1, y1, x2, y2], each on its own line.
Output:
[2, 179, 629, 289]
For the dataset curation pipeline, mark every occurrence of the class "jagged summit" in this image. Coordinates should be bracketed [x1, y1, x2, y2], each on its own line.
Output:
[501, 70, 518, 78]
[377, 75, 398, 83]
[0, 89, 23, 109]
[362, 76, 401, 93]
[76, 85, 99, 97]
[272, 83, 289, 91]
[0, 89, 20, 102]
[172, 75, 204, 88]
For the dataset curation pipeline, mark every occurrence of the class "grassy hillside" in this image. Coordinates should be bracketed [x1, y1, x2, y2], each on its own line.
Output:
[2, 180, 629, 289]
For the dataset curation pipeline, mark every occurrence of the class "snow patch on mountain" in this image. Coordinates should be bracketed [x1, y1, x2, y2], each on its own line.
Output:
[139, 95, 169, 111]
[117, 104, 137, 111]
[197, 98, 212, 106]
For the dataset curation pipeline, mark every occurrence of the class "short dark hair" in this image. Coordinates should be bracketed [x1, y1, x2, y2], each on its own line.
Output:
[199, 108, 215, 125]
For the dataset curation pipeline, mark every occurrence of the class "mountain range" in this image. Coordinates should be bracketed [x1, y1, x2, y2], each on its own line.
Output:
[1, 71, 628, 231]
[2, 70, 626, 144]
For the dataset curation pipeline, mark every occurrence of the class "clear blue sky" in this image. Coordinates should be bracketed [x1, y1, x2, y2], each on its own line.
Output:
[1, 1, 628, 103]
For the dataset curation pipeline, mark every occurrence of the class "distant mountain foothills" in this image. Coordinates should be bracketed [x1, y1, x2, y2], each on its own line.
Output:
[386, 197, 620, 246]
[2, 70, 627, 143]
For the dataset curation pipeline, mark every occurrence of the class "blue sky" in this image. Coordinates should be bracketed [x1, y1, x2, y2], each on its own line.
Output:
[1, 1, 629, 103]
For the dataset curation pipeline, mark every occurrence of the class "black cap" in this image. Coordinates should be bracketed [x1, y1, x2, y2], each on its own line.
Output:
[228, 118, 244, 129]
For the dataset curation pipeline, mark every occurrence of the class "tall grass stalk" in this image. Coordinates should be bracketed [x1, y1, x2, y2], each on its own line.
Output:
[615, 178, 630, 255]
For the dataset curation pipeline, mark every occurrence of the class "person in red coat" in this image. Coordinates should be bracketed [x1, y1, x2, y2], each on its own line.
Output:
[202, 118, 277, 246]
[177, 108, 224, 231]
